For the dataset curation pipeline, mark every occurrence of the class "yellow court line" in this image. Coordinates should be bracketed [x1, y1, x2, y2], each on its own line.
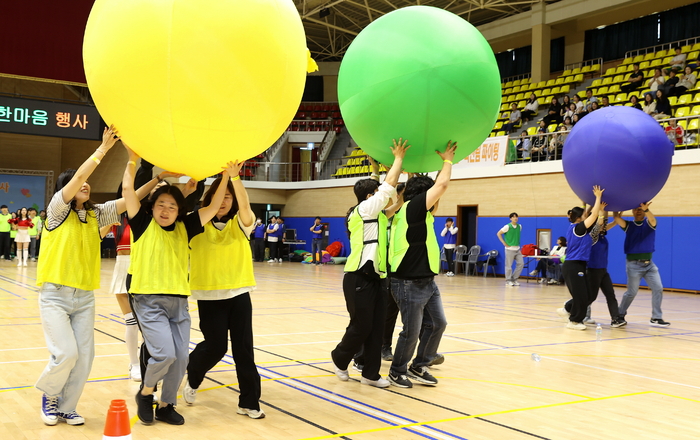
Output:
[438, 377, 592, 399]
[650, 391, 700, 403]
[297, 391, 654, 440]
[447, 352, 700, 362]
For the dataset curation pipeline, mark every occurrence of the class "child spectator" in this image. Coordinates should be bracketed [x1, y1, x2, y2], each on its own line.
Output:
[665, 119, 684, 146]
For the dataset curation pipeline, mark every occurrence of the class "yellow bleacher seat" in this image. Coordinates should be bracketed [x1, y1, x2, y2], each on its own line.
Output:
[527, 126, 538, 136]
[688, 119, 699, 130]
[632, 55, 644, 63]
[551, 86, 561, 95]
[662, 56, 672, 64]
[360, 165, 369, 174]
[533, 90, 542, 97]
[639, 61, 650, 69]
[668, 96, 678, 107]
[678, 120, 688, 130]
[494, 121, 503, 130]
[643, 53, 655, 61]
[488, 132, 495, 138]
[545, 79, 556, 87]
[496, 131, 506, 137]
[655, 49, 667, 59]
[522, 78, 531, 84]
[678, 94, 692, 106]
[621, 57, 633, 65]
[547, 124, 558, 132]
[613, 74, 625, 84]
[560, 85, 570, 94]
[512, 79, 522, 86]
[692, 43, 700, 52]
[504, 88, 513, 95]
[543, 95, 553, 104]
[536, 81, 546, 88]
[694, 92, 700, 103]
[577, 90, 587, 98]
[562, 69, 572, 76]
[590, 64, 601, 73]
[608, 84, 621, 94]
[574, 73, 584, 83]
[512, 86, 521, 93]
[602, 77, 613, 85]
[650, 59, 662, 67]
[615, 66, 627, 74]
[615, 93, 627, 103]
[691, 105, 700, 116]
[574, 67, 584, 74]
[501, 96, 507, 103]
[555, 77, 565, 85]
[590, 78, 603, 88]
[688, 51, 699, 61]
[537, 97, 545, 106]
[515, 93, 525, 100]
[542, 88, 551, 96]
[517, 100, 526, 108]
[676, 107, 690, 118]
[604, 67, 616, 76]
[505, 81, 513, 88]
[597, 86, 609, 95]
[682, 45, 691, 53]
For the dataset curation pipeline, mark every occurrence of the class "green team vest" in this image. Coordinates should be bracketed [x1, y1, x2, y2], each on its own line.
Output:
[389, 200, 440, 275]
[129, 218, 191, 296]
[28, 217, 39, 236]
[504, 223, 521, 247]
[345, 206, 388, 278]
[0, 213, 11, 232]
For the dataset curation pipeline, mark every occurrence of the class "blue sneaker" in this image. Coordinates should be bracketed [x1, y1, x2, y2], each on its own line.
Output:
[41, 394, 59, 425]
[57, 411, 85, 425]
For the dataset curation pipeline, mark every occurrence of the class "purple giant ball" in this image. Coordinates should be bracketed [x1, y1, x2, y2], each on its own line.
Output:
[562, 106, 674, 212]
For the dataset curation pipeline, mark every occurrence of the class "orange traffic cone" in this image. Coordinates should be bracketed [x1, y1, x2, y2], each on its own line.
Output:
[103, 399, 132, 440]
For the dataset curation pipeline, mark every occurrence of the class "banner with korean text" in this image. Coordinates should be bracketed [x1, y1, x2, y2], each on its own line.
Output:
[453, 136, 508, 169]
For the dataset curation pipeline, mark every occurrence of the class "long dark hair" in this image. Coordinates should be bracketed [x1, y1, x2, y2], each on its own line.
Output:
[568, 207, 584, 223]
[55, 169, 95, 211]
[557, 236, 567, 246]
[202, 175, 237, 222]
[144, 185, 187, 222]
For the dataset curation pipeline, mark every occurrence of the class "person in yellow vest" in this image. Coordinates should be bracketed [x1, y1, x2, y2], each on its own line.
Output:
[182, 165, 265, 418]
[387, 141, 457, 388]
[122, 145, 230, 426]
[330, 139, 408, 388]
[34, 126, 161, 427]
[28, 208, 40, 261]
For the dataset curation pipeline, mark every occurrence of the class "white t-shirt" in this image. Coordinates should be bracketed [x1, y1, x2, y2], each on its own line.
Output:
[500, 224, 520, 251]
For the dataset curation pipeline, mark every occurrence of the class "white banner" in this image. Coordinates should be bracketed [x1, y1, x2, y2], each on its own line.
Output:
[453, 135, 508, 169]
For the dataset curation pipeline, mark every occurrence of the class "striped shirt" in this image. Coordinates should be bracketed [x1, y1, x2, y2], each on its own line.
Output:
[46, 190, 119, 232]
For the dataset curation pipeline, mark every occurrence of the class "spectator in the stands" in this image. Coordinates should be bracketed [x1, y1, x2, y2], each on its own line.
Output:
[563, 103, 576, 121]
[600, 96, 611, 108]
[572, 94, 584, 114]
[531, 120, 548, 161]
[543, 97, 563, 125]
[659, 70, 679, 96]
[521, 94, 539, 122]
[502, 102, 522, 133]
[654, 90, 672, 120]
[516, 131, 531, 160]
[669, 66, 696, 97]
[664, 46, 686, 74]
[665, 119, 685, 146]
[621, 63, 645, 93]
[572, 114, 580, 126]
[583, 89, 598, 112]
[563, 116, 573, 131]
[561, 95, 571, 117]
[645, 68, 665, 99]
[548, 125, 567, 160]
[629, 95, 642, 110]
[642, 92, 657, 116]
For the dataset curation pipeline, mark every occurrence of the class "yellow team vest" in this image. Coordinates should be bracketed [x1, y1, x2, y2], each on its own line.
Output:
[128, 218, 191, 295]
[190, 216, 256, 291]
[37, 210, 101, 291]
[389, 201, 440, 275]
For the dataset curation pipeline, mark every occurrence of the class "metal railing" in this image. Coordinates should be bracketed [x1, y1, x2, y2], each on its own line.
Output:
[625, 36, 700, 59]
[563, 57, 603, 73]
[501, 73, 531, 85]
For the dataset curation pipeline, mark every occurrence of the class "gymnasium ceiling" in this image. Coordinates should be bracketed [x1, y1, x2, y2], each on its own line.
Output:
[296, 0, 561, 61]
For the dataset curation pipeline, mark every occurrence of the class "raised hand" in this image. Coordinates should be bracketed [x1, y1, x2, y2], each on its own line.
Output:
[437, 140, 458, 162]
[391, 138, 410, 159]
[640, 201, 652, 211]
[101, 125, 120, 151]
[222, 160, 245, 178]
[592, 185, 604, 198]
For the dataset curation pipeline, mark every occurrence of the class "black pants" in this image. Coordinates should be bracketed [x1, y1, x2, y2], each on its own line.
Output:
[587, 268, 619, 319]
[253, 238, 265, 262]
[268, 241, 278, 260]
[620, 83, 641, 93]
[444, 248, 455, 274]
[521, 109, 536, 121]
[0, 232, 10, 260]
[331, 270, 386, 381]
[187, 294, 261, 410]
[382, 277, 399, 349]
[562, 260, 591, 323]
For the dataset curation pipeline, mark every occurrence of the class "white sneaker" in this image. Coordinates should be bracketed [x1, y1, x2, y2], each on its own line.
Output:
[333, 359, 349, 381]
[361, 376, 390, 388]
[129, 364, 141, 382]
[17, 259, 21, 266]
[237, 407, 266, 419]
[23, 261, 28, 266]
[548, 279, 558, 284]
[512, 281, 520, 286]
[537, 279, 545, 283]
[267, 259, 275, 263]
[584, 318, 597, 325]
[566, 321, 586, 330]
[529, 270, 538, 276]
[556, 308, 570, 319]
[505, 281, 514, 287]
[183, 379, 197, 405]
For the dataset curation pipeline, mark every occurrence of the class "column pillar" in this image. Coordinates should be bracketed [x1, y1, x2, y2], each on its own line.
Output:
[531, 2, 550, 83]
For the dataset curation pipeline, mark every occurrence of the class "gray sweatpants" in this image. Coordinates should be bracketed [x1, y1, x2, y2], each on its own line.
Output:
[504, 248, 524, 282]
[131, 294, 190, 406]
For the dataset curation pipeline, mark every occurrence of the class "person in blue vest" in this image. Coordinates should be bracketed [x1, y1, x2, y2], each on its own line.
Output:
[612, 203, 670, 327]
[561, 186, 604, 330]
[330, 139, 408, 389]
[266, 216, 279, 263]
[388, 141, 458, 388]
[276, 217, 286, 262]
[309, 217, 324, 265]
[252, 218, 266, 262]
[440, 218, 458, 277]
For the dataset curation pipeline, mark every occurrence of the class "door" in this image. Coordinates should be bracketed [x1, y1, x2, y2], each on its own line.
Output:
[456, 205, 478, 249]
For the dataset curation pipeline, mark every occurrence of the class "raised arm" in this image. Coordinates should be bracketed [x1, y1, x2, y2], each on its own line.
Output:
[383, 138, 409, 187]
[122, 145, 141, 219]
[229, 161, 254, 227]
[368, 156, 380, 182]
[197, 164, 233, 226]
[612, 211, 627, 228]
[641, 201, 656, 227]
[583, 186, 605, 228]
[426, 141, 458, 210]
[384, 192, 404, 219]
[62, 125, 120, 204]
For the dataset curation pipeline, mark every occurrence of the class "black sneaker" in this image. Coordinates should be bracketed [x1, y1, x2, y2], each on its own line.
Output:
[428, 354, 444, 367]
[381, 347, 393, 362]
[611, 318, 627, 328]
[650, 318, 671, 327]
[388, 373, 413, 388]
[407, 365, 438, 385]
[352, 361, 363, 372]
[155, 404, 185, 425]
[135, 391, 154, 425]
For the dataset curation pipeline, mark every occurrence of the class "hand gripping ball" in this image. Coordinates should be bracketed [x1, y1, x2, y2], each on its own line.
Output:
[337, 6, 501, 173]
[562, 106, 674, 212]
[83, 0, 308, 179]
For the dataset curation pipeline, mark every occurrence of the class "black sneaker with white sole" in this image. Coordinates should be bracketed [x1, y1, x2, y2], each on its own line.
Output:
[611, 318, 627, 328]
[352, 361, 363, 372]
[650, 318, 670, 327]
[388, 373, 413, 388]
[155, 403, 185, 425]
[407, 365, 438, 385]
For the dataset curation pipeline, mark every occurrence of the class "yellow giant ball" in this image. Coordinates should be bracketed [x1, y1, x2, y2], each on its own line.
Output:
[83, 0, 307, 179]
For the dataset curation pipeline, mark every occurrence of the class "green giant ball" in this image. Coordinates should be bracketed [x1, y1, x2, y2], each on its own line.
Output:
[338, 6, 501, 173]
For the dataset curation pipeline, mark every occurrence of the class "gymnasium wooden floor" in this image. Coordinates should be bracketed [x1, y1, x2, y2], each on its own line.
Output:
[1, 259, 699, 440]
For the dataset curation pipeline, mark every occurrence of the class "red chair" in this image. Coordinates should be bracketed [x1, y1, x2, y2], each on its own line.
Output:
[297, 121, 307, 131]
[303, 104, 313, 112]
[306, 121, 315, 131]
[322, 104, 331, 112]
[297, 112, 306, 119]
[331, 111, 341, 119]
[310, 112, 318, 119]
[331, 104, 340, 111]
[319, 112, 328, 119]
[334, 127, 342, 133]
[313, 105, 322, 112]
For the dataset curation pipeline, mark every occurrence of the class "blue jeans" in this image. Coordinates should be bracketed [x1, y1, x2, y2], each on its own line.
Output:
[389, 277, 447, 376]
[618, 260, 664, 320]
[35, 283, 95, 413]
[311, 238, 323, 263]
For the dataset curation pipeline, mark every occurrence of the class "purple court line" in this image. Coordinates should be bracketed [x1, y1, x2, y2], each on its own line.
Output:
[300, 307, 349, 318]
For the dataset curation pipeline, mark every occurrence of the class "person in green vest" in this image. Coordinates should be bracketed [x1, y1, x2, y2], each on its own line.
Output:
[28, 208, 40, 261]
[497, 212, 524, 286]
[387, 141, 458, 389]
[330, 139, 408, 389]
[0, 205, 11, 261]
[9, 212, 18, 259]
